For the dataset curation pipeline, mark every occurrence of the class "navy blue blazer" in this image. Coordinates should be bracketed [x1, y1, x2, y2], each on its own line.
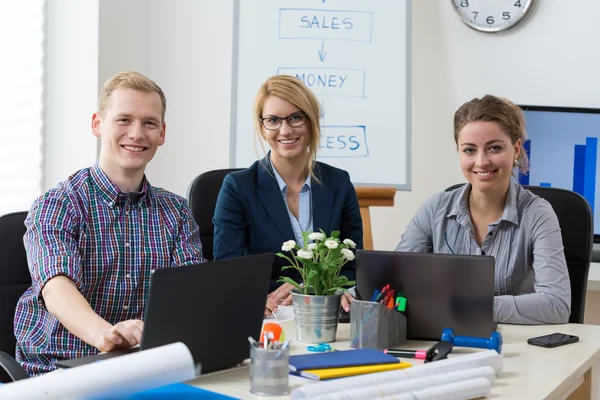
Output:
[213, 158, 363, 291]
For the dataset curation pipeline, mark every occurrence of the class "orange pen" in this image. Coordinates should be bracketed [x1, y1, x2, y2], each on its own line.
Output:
[387, 296, 395, 309]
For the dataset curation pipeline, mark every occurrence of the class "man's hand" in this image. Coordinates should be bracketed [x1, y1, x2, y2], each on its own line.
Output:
[268, 283, 296, 307]
[95, 319, 144, 353]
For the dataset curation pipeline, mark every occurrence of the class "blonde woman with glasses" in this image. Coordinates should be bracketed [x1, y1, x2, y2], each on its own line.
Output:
[213, 75, 363, 316]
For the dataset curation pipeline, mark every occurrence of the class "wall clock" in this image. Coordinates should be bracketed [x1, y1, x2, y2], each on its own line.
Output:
[451, 0, 537, 33]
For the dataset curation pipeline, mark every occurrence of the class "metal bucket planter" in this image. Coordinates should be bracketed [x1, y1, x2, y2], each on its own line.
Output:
[291, 289, 342, 343]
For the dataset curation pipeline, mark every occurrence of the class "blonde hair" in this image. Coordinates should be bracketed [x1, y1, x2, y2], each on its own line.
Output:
[253, 75, 321, 180]
[98, 71, 167, 121]
[454, 94, 529, 175]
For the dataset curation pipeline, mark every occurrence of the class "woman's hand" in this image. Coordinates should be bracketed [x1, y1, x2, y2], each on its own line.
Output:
[341, 291, 355, 312]
[269, 283, 356, 312]
[264, 296, 279, 317]
[268, 283, 297, 306]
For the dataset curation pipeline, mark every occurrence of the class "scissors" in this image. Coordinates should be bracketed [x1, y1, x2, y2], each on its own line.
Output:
[307, 343, 332, 352]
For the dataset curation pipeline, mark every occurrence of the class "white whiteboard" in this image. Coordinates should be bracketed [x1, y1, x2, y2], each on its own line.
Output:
[231, 0, 411, 189]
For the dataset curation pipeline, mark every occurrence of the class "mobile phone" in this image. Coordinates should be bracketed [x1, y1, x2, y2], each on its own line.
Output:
[527, 333, 579, 348]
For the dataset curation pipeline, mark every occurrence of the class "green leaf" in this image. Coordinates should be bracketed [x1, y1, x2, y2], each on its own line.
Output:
[302, 231, 310, 247]
[326, 286, 344, 294]
[276, 276, 302, 292]
[332, 276, 354, 288]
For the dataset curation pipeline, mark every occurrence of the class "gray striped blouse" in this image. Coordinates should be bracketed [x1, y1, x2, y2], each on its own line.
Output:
[395, 181, 571, 324]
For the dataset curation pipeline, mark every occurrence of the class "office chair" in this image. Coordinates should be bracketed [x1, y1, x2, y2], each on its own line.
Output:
[0, 211, 32, 382]
[187, 168, 243, 261]
[445, 184, 593, 323]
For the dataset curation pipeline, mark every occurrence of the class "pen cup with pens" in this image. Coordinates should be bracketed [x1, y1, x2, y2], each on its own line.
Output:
[350, 287, 407, 350]
[248, 335, 291, 396]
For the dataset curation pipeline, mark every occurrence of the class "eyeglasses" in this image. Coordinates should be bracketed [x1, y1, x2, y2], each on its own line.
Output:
[260, 112, 307, 130]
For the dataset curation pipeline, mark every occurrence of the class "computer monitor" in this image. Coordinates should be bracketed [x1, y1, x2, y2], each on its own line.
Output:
[519, 105, 600, 243]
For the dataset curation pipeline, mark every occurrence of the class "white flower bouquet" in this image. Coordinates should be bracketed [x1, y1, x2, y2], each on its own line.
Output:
[277, 230, 357, 295]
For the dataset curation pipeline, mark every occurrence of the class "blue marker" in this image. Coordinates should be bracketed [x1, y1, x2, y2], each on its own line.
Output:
[370, 289, 380, 302]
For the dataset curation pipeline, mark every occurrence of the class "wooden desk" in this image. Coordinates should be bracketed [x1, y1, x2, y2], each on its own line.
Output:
[583, 263, 600, 325]
[189, 321, 600, 399]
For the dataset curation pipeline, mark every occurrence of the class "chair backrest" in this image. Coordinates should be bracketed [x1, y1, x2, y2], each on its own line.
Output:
[187, 169, 243, 261]
[444, 184, 593, 323]
[0, 212, 31, 357]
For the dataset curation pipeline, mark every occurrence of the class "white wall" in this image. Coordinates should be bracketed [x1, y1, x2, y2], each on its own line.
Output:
[44, 0, 150, 190]
[144, 0, 234, 195]
[44, 0, 99, 190]
[45, 0, 600, 250]
[98, 0, 149, 83]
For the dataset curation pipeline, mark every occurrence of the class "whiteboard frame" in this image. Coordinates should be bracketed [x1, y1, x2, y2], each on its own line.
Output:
[229, 0, 412, 191]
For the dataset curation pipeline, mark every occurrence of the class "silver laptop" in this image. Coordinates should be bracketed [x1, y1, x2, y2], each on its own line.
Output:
[356, 250, 497, 341]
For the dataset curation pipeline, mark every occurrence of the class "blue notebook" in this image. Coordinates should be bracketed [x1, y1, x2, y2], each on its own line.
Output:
[87, 383, 238, 400]
[127, 384, 238, 399]
[1, 382, 238, 399]
[288, 348, 399, 372]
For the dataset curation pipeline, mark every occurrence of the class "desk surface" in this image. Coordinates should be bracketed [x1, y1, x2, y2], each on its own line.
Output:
[188, 321, 600, 400]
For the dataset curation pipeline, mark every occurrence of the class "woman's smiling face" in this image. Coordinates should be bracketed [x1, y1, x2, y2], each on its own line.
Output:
[261, 95, 310, 164]
[458, 120, 520, 193]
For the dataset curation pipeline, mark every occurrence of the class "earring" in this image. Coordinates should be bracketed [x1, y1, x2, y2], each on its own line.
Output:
[514, 159, 518, 165]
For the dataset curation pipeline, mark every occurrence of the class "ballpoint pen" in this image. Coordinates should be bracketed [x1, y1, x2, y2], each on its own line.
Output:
[248, 336, 258, 347]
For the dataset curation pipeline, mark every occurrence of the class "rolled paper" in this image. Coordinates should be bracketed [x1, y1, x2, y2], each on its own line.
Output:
[0, 342, 197, 400]
[291, 349, 502, 400]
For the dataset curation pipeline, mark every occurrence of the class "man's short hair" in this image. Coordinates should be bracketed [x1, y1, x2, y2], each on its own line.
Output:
[98, 71, 167, 121]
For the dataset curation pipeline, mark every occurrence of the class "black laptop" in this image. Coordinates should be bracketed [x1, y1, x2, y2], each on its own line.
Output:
[56, 253, 273, 373]
[355, 250, 497, 341]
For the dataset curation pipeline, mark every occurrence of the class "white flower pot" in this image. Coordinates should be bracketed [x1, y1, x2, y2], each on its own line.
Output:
[291, 290, 342, 343]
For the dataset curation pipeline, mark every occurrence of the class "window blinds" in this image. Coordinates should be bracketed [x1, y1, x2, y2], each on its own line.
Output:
[0, 0, 45, 216]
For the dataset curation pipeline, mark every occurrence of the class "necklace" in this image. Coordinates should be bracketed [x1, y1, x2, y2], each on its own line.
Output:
[288, 191, 300, 204]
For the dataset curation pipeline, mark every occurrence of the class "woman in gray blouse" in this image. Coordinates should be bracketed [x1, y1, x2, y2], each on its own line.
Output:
[396, 95, 571, 324]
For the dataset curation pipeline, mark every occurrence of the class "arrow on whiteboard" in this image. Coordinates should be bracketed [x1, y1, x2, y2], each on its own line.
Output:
[320, 100, 326, 120]
[318, 41, 328, 62]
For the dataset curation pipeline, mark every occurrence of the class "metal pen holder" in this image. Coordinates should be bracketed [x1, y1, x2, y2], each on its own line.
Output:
[249, 344, 290, 396]
[350, 300, 407, 350]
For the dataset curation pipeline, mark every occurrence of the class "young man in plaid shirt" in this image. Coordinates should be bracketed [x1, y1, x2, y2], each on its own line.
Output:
[14, 71, 206, 376]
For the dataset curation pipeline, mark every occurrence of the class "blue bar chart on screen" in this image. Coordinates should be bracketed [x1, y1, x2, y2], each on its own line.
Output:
[520, 106, 600, 232]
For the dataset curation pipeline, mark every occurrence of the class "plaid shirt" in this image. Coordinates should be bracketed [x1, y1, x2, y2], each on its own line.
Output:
[14, 163, 206, 376]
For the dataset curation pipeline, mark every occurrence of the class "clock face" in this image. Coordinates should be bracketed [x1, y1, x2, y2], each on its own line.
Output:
[452, 0, 537, 33]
